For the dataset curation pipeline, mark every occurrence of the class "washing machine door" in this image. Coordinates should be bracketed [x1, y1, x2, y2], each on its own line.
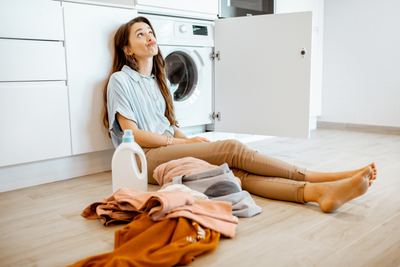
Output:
[165, 51, 198, 102]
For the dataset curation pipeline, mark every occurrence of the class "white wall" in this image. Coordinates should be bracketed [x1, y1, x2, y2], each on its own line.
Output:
[320, 0, 400, 127]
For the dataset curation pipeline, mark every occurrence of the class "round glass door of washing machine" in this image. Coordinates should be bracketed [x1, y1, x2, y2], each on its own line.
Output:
[165, 51, 198, 102]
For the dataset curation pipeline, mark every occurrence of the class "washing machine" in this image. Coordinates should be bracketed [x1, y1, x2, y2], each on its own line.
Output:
[142, 14, 214, 129]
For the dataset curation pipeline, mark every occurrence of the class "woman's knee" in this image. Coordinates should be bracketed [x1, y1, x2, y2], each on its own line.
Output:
[221, 139, 247, 150]
[219, 139, 253, 158]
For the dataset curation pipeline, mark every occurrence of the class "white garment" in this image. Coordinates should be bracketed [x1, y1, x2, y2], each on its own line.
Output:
[158, 184, 209, 201]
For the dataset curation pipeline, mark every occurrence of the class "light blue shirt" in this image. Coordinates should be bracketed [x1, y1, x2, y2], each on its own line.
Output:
[107, 65, 175, 148]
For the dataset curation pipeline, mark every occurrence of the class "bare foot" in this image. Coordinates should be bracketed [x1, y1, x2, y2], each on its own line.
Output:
[370, 162, 377, 180]
[306, 163, 377, 183]
[304, 167, 374, 213]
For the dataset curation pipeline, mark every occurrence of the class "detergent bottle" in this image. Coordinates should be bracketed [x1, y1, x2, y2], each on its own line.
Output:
[111, 130, 147, 193]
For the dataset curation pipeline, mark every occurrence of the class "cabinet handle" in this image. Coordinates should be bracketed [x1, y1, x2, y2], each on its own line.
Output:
[301, 48, 307, 58]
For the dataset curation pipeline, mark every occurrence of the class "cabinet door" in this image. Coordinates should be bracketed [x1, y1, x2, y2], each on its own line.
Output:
[0, 82, 71, 167]
[136, 0, 218, 19]
[275, 0, 324, 118]
[63, 3, 137, 155]
[0, 39, 66, 82]
[214, 12, 312, 138]
[0, 0, 63, 40]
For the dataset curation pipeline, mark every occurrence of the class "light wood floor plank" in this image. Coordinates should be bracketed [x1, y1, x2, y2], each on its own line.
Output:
[245, 236, 335, 267]
[10, 236, 114, 267]
[297, 185, 400, 251]
[321, 211, 400, 267]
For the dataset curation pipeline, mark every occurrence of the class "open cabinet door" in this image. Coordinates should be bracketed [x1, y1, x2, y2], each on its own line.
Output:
[214, 12, 312, 138]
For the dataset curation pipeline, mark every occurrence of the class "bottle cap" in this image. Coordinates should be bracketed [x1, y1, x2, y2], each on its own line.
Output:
[122, 130, 135, 143]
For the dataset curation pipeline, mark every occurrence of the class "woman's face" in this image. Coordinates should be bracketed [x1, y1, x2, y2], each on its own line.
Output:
[124, 22, 158, 60]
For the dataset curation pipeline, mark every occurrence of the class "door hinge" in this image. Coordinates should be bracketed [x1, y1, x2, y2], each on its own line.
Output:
[210, 51, 220, 61]
[212, 112, 221, 121]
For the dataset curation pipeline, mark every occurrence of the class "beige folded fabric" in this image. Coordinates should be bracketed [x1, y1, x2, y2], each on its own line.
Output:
[153, 156, 241, 189]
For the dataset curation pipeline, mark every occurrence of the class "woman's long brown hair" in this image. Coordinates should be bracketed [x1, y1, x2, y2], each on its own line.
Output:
[102, 16, 178, 136]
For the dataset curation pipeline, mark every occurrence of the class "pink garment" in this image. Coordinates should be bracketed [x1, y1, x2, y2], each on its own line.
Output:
[154, 157, 241, 189]
[82, 188, 237, 238]
[162, 200, 238, 234]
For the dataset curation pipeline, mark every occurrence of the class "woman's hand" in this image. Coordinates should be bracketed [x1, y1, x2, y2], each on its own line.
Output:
[185, 136, 210, 144]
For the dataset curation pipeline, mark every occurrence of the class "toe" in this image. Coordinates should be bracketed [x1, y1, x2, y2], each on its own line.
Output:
[365, 166, 373, 175]
[371, 163, 377, 172]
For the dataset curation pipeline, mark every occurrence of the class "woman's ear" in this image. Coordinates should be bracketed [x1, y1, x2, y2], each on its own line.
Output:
[123, 46, 131, 56]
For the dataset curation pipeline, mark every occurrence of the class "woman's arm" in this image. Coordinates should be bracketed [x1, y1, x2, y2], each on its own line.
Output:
[116, 113, 209, 147]
[173, 127, 187, 139]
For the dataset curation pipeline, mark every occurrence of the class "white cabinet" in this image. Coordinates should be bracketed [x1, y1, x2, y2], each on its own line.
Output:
[61, 0, 135, 8]
[0, 0, 69, 168]
[63, 3, 137, 155]
[214, 12, 312, 138]
[0, 39, 66, 82]
[0, 0, 64, 41]
[0, 82, 71, 167]
[136, 0, 218, 20]
[275, 0, 324, 121]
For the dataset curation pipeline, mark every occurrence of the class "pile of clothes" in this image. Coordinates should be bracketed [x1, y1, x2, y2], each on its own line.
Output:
[154, 157, 262, 218]
[69, 157, 261, 267]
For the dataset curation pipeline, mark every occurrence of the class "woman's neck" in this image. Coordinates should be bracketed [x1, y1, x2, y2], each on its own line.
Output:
[136, 57, 153, 77]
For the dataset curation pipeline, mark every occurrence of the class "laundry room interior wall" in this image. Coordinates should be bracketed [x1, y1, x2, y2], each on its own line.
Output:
[320, 0, 400, 127]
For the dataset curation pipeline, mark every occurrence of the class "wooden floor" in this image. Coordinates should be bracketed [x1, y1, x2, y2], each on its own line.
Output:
[1, 129, 400, 267]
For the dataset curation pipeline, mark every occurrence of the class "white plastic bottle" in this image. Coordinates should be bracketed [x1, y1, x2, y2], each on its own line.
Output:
[111, 130, 147, 193]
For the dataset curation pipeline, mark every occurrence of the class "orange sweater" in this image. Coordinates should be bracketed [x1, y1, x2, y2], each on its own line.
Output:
[68, 213, 220, 267]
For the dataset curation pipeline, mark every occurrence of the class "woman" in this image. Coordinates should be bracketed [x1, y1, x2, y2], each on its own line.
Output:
[102, 17, 376, 213]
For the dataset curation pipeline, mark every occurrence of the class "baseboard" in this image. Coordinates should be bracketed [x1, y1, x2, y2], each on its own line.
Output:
[0, 149, 115, 193]
[317, 121, 400, 135]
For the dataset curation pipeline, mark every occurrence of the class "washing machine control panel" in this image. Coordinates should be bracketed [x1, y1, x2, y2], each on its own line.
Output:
[175, 23, 209, 37]
[144, 15, 214, 46]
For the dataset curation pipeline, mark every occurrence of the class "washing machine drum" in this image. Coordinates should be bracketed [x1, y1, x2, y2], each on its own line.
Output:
[165, 51, 198, 102]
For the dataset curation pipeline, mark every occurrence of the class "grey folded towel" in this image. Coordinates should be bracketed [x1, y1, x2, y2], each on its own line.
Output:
[172, 163, 261, 217]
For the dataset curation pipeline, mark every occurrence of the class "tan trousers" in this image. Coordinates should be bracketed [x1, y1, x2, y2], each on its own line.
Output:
[143, 139, 308, 204]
